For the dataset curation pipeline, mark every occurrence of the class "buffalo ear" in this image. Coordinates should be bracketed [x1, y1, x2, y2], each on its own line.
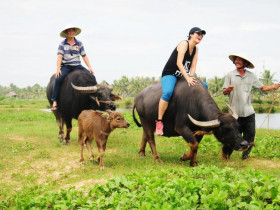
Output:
[110, 94, 122, 101]
[106, 110, 116, 119]
[101, 113, 111, 120]
[193, 130, 213, 136]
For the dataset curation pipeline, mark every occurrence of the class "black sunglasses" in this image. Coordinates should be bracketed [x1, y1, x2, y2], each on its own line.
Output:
[195, 32, 204, 36]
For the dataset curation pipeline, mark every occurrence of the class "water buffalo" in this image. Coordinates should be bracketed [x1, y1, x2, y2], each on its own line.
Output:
[78, 110, 130, 169]
[133, 79, 249, 166]
[46, 69, 120, 144]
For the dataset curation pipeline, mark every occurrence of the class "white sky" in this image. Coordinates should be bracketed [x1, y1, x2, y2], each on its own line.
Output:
[1, 0, 280, 87]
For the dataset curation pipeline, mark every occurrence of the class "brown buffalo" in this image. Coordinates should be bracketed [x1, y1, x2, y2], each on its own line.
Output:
[78, 110, 130, 169]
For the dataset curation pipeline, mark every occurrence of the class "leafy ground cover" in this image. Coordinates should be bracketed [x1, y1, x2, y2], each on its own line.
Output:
[3, 166, 280, 209]
[0, 108, 279, 209]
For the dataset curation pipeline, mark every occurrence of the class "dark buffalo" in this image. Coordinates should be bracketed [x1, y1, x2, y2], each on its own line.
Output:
[133, 79, 249, 166]
[47, 69, 120, 144]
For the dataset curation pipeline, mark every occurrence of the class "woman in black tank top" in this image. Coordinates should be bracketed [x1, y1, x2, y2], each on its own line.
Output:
[155, 27, 206, 136]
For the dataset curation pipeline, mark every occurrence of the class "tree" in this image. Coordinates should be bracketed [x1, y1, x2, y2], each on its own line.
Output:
[208, 76, 224, 96]
[259, 69, 276, 86]
[112, 76, 130, 97]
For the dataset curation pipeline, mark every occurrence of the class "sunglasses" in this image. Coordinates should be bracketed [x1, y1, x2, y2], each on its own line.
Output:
[195, 32, 204, 36]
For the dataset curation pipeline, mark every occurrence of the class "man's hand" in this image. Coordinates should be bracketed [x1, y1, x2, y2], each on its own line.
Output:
[55, 69, 61, 78]
[88, 67, 94, 74]
[223, 85, 234, 95]
[273, 83, 280, 90]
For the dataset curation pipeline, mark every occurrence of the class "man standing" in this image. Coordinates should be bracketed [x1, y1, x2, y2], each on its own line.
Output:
[223, 53, 280, 159]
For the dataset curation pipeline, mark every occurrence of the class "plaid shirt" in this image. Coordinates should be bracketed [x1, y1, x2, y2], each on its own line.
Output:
[57, 38, 86, 66]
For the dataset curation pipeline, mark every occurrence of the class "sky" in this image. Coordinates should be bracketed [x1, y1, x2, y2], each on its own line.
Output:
[1, 0, 280, 88]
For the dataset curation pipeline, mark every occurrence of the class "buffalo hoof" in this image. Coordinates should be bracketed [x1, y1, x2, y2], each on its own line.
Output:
[154, 157, 162, 163]
[222, 152, 229, 161]
[139, 154, 146, 158]
[138, 151, 146, 157]
[190, 161, 198, 167]
[180, 156, 185, 162]
[80, 160, 85, 165]
[62, 140, 71, 145]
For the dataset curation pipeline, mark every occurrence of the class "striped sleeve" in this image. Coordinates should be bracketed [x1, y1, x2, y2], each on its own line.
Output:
[79, 41, 86, 56]
[57, 42, 64, 55]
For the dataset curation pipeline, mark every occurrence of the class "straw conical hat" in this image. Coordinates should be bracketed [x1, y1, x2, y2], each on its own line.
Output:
[60, 24, 81, 38]
[229, 53, 254, 69]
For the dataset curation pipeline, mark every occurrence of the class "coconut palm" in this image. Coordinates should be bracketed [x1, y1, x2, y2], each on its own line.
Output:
[260, 70, 275, 85]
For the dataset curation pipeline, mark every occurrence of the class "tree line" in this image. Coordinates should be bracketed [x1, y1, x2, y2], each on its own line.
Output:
[112, 69, 279, 98]
[0, 69, 278, 100]
[0, 83, 46, 99]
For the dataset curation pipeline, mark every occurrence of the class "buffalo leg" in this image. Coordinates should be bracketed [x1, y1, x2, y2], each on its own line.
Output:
[147, 138, 161, 162]
[180, 141, 199, 166]
[64, 118, 72, 144]
[138, 131, 148, 157]
[85, 138, 94, 162]
[222, 146, 233, 160]
[78, 136, 85, 164]
[176, 126, 199, 166]
[53, 111, 64, 142]
[96, 140, 107, 170]
[146, 132, 161, 162]
[139, 126, 161, 162]
[58, 118, 65, 141]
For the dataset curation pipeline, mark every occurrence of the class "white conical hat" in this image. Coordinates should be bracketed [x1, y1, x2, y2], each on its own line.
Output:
[229, 53, 255, 69]
[60, 24, 81, 38]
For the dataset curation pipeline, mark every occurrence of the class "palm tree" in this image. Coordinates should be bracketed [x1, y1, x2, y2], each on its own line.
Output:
[260, 70, 275, 85]
[208, 76, 224, 96]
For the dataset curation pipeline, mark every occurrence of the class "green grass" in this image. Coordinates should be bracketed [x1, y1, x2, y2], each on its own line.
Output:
[0, 98, 49, 109]
[0, 107, 280, 208]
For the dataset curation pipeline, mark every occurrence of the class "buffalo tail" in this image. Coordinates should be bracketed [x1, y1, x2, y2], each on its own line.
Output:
[132, 105, 142, 127]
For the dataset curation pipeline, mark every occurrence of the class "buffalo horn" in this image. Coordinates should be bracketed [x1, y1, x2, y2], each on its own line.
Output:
[71, 83, 98, 93]
[188, 114, 220, 128]
[226, 103, 238, 120]
[90, 96, 100, 106]
[105, 81, 113, 90]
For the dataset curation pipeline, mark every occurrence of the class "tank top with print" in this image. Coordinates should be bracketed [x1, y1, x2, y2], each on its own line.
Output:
[162, 41, 196, 78]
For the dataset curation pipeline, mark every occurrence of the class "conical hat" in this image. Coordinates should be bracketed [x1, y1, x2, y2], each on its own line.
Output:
[60, 24, 81, 38]
[229, 53, 255, 69]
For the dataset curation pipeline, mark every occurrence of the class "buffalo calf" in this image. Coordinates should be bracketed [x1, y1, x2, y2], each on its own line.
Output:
[78, 110, 130, 169]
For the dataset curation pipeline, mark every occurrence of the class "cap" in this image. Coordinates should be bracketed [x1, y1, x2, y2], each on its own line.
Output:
[189, 27, 206, 35]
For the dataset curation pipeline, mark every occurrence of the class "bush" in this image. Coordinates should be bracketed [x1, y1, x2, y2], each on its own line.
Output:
[124, 98, 133, 109]
[0, 96, 6, 101]
[252, 99, 262, 104]
[257, 106, 264, 113]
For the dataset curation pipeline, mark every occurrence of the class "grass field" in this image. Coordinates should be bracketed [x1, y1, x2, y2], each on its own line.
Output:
[0, 104, 280, 208]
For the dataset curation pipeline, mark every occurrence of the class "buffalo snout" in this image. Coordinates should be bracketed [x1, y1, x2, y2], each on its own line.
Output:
[239, 140, 249, 150]
[109, 102, 116, 110]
